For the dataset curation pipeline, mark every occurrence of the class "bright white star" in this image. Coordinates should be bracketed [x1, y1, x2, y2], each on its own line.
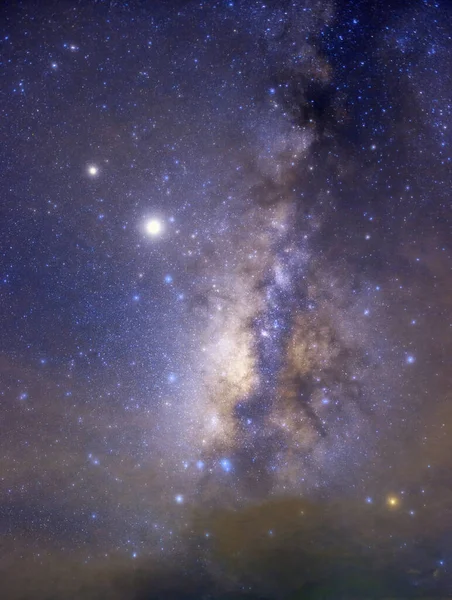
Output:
[87, 165, 99, 177]
[145, 218, 163, 236]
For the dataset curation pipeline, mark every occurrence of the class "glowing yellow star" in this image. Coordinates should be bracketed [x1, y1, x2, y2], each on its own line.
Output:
[387, 495, 400, 508]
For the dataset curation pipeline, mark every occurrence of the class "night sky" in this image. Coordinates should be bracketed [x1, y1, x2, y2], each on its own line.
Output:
[1, 1, 452, 598]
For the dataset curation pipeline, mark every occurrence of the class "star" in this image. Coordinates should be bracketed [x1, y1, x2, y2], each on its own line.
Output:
[145, 218, 163, 236]
[87, 164, 99, 177]
[387, 495, 400, 508]
[220, 458, 232, 472]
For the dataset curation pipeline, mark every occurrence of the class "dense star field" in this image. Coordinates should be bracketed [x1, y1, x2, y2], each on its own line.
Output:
[1, 0, 451, 598]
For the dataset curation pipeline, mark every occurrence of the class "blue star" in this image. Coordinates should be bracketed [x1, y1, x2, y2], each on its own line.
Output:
[220, 458, 232, 473]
